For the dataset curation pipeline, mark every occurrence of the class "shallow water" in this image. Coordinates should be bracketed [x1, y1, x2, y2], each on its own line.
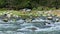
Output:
[0, 18, 60, 34]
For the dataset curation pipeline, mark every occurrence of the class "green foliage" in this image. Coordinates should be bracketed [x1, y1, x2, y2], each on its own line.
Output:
[0, 0, 60, 10]
[37, 6, 44, 11]
[0, 0, 6, 8]
[5, 0, 30, 9]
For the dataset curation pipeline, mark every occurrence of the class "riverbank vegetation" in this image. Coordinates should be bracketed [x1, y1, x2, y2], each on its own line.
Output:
[0, 0, 60, 10]
[0, 0, 60, 19]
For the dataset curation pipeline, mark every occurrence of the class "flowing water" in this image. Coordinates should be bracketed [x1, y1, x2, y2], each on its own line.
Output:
[0, 16, 60, 34]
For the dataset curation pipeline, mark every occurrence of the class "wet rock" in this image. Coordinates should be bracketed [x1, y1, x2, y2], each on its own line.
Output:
[25, 18, 32, 23]
[3, 19, 8, 22]
[55, 19, 59, 22]
[1, 13, 12, 19]
[45, 22, 55, 27]
[47, 17, 52, 20]
[52, 17, 60, 22]
[32, 19, 41, 23]
[5, 14, 11, 18]
[45, 23, 51, 25]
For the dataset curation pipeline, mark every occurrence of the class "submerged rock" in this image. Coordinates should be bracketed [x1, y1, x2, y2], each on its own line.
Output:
[17, 26, 40, 31]
[27, 27, 37, 30]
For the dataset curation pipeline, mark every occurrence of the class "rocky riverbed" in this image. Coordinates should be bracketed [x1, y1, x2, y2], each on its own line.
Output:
[0, 15, 60, 34]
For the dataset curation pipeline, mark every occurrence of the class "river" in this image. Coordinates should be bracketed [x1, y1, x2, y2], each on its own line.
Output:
[0, 16, 60, 34]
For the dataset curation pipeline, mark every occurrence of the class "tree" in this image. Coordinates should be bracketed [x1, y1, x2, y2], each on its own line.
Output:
[0, 0, 6, 8]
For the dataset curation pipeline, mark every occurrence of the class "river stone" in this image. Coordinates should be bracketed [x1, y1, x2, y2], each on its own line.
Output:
[55, 19, 59, 22]
[47, 17, 52, 20]
[3, 19, 8, 22]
